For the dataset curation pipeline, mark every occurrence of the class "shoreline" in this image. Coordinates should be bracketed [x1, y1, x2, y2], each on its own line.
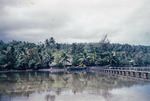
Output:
[0, 66, 150, 73]
[0, 69, 66, 73]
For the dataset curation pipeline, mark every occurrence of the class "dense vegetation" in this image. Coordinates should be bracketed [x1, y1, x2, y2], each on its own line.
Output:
[0, 37, 150, 70]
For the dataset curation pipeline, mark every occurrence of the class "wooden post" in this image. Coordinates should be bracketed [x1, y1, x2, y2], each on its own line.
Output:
[143, 73, 148, 79]
[136, 72, 141, 78]
[131, 72, 135, 77]
[123, 71, 126, 76]
[127, 71, 130, 76]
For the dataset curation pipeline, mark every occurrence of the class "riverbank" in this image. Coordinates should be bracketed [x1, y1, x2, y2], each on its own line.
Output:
[0, 67, 87, 73]
[0, 66, 150, 73]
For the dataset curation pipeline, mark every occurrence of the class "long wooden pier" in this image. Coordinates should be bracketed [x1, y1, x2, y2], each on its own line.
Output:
[91, 67, 150, 80]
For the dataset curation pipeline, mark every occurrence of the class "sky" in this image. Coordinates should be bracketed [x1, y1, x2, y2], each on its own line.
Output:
[0, 0, 150, 45]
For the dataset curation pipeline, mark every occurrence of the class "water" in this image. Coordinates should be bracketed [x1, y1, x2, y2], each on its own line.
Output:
[0, 71, 150, 101]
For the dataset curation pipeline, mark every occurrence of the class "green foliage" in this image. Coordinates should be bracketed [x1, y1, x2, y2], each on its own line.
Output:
[0, 37, 150, 70]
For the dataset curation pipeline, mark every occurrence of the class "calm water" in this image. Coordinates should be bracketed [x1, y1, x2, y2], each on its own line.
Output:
[0, 71, 150, 101]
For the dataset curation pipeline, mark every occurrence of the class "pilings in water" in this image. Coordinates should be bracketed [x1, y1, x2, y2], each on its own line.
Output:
[95, 68, 150, 80]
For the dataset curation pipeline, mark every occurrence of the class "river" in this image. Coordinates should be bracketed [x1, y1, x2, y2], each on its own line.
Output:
[0, 71, 150, 101]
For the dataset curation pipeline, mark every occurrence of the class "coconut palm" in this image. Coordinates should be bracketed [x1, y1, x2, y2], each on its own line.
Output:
[59, 52, 71, 68]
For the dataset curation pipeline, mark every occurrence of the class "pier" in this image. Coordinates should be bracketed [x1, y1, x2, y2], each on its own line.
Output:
[91, 67, 150, 80]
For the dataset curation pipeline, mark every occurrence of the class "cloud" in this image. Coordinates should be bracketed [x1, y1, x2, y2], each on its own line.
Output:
[0, 0, 149, 45]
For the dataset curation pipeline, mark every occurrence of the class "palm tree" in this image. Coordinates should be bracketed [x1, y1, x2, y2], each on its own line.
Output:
[59, 52, 71, 68]
[78, 51, 89, 67]
[0, 46, 16, 69]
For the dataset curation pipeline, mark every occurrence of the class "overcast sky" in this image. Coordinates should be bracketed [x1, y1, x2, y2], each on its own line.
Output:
[0, 0, 150, 45]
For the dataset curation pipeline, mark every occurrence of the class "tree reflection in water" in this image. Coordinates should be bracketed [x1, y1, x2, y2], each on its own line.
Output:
[45, 94, 55, 101]
[0, 71, 149, 101]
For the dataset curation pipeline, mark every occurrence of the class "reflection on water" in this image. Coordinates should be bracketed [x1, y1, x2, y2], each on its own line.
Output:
[0, 72, 150, 101]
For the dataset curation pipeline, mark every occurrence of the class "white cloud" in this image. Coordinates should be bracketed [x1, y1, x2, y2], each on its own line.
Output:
[0, 0, 150, 45]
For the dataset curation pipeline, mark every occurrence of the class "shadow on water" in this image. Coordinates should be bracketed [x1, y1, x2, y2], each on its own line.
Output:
[0, 71, 150, 101]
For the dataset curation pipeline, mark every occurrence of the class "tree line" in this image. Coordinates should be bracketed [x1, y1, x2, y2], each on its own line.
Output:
[0, 37, 150, 70]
